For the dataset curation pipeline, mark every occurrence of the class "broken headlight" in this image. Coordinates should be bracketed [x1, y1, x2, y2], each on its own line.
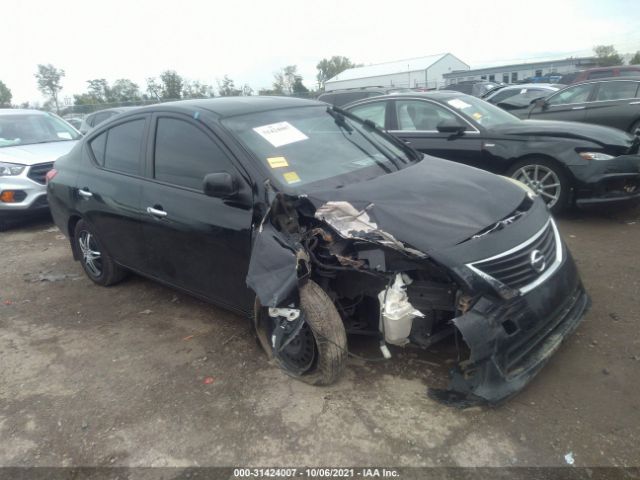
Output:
[502, 176, 537, 199]
[0, 162, 26, 177]
[578, 152, 615, 161]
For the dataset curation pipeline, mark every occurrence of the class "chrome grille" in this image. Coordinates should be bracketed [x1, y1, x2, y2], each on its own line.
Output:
[467, 219, 563, 296]
[27, 162, 54, 185]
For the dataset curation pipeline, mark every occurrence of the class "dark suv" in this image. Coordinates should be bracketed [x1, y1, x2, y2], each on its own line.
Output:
[47, 97, 589, 404]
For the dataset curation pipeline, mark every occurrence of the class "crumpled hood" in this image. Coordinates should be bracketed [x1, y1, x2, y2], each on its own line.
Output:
[495, 119, 635, 152]
[0, 141, 77, 166]
[307, 155, 525, 254]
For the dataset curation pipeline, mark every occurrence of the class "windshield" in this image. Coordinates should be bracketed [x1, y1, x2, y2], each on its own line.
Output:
[222, 105, 416, 189]
[0, 113, 81, 148]
[445, 95, 520, 128]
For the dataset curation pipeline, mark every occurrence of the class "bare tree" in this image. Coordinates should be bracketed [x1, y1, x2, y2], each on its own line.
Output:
[35, 64, 65, 113]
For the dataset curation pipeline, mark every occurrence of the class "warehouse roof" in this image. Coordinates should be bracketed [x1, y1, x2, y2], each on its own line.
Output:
[326, 53, 461, 84]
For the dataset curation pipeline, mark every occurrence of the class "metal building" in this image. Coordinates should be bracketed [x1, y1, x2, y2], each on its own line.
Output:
[443, 57, 598, 85]
[324, 53, 469, 91]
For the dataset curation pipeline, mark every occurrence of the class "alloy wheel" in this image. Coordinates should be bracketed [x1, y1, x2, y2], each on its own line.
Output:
[512, 164, 562, 208]
[78, 231, 103, 278]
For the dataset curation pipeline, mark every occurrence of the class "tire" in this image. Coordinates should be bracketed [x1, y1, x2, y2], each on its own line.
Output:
[73, 219, 127, 286]
[255, 280, 347, 386]
[506, 157, 570, 214]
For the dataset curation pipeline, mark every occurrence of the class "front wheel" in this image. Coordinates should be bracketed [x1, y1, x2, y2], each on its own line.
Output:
[507, 158, 569, 214]
[254, 280, 347, 386]
[73, 219, 128, 286]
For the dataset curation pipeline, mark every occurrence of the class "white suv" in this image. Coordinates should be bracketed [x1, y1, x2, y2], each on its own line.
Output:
[0, 109, 80, 229]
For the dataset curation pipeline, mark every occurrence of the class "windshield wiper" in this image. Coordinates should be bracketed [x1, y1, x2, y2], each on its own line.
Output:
[326, 107, 353, 133]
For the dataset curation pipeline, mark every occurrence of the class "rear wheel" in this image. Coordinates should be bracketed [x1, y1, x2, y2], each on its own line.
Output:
[254, 280, 347, 385]
[507, 158, 569, 214]
[74, 219, 128, 286]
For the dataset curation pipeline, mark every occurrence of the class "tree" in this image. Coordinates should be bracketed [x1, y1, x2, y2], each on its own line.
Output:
[630, 51, 640, 65]
[86, 78, 109, 103]
[146, 77, 162, 100]
[241, 84, 253, 96]
[316, 56, 360, 89]
[273, 65, 300, 95]
[217, 75, 242, 96]
[35, 64, 65, 113]
[0, 80, 11, 107]
[159, 70, 183, 100]
[182, 80, 214, 99]
[593, 45, 624, 67]
[292, 76, 309, 96]
[110, 79, 141, 103]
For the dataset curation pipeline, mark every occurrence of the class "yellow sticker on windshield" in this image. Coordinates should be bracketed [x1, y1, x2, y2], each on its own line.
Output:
[267, 156, 289, 168]
[472, 112, 483, 120]
[283, 171, 301, 184]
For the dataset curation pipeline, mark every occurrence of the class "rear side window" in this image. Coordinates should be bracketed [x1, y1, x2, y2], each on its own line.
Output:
[89, 119, 145, 174]
[587, 70, 613, 80]
[595, 81, 640, 101]
[154, 117, 231, 190]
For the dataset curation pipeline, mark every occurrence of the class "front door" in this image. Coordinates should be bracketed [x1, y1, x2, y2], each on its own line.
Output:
[387, 98, 485, 169]
[528, 83, 595, 122]
[139, 114, 254, 311]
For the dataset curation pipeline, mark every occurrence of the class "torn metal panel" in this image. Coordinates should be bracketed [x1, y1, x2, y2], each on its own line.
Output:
[246, 221, 302, 308]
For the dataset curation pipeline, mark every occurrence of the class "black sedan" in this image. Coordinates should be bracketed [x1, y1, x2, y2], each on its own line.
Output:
[48, 97, 589, 404]
[522, 77, 640, 134]
[345, 91, 640, 213]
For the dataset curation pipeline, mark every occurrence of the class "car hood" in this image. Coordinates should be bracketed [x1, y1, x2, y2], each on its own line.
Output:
[307, 155, 526, 255]
[494, 119, 635, 152]
[0, 141, 78, 166]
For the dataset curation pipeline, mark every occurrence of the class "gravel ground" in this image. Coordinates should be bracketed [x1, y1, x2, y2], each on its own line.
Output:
[0, 207, 639, 469]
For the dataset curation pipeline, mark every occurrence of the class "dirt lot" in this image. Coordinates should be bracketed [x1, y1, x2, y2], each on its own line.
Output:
[1, 207, 639, 469]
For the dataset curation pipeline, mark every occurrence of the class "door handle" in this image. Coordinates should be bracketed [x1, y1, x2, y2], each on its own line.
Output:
[572, 106, 585, 110]
[146, 206, 167, 218]
[78, 188, 93, 199]
[629, 101, 640, 105]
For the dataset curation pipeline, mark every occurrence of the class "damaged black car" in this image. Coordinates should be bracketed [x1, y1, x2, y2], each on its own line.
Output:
[47, 97, 591, 404]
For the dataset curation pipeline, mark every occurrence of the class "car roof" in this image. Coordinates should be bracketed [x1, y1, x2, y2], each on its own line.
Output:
[0, 109, 51, 116]
[497, 83, 560, 90]
[131, 96, 324, 118]
[571, 76, 640, 85]
[87, 106, 139, 116]
[320, 87, 387, 94]
[343, 91, 470, 107]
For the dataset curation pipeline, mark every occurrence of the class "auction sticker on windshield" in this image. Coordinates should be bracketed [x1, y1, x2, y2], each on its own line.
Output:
[253, 121, 308, 148]
[447, 98, 472, 110]
[282, 171, 301, 184]
[267, 156, 289, 168]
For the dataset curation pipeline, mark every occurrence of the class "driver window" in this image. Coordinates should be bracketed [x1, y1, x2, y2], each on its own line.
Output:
[154, 117, 232, 190]
[547, 84, 593, 105]
[395, 100, 461, 131]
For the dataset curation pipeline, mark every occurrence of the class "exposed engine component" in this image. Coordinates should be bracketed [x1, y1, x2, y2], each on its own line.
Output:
[377, 274, 425, 346]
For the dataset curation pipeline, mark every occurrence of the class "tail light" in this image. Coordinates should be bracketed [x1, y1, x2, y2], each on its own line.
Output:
[45, 168, 58, 184]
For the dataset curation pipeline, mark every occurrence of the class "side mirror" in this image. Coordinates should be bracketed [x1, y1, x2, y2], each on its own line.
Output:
[203, 172, 238, 199]
[533, 98, 548, 109]
[437, 120, 466, 135]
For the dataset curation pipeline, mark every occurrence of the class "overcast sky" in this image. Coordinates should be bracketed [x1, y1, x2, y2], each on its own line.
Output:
[3, 0, 640, 104]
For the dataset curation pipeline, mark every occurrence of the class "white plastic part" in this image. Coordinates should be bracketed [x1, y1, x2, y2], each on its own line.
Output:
[378, 273, 425, 346]
[379, 343, 392, 359]
[268, 307, 300, 321]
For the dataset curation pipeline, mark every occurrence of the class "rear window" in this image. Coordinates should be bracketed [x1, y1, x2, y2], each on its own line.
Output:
[89, 119, 145, 175]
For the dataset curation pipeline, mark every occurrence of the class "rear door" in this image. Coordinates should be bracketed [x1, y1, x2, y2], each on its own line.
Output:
[584, 80, 640, 131]
[139, 113, 254, 309]
[528, 83, 595, 122]
[77, 114, 149, 271]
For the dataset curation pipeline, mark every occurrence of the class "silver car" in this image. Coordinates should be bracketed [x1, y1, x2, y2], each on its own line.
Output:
[0, 109, 80, 229]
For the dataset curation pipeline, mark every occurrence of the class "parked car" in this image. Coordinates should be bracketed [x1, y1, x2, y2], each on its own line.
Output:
[560, 65, 640, 84]
[523, 78, 640, 134]
[0, 109, 81, 230]
[63, 116, 83, 130]
[78, 106, 138, 134]
[344, 92, 640, 213]
[441, 80, 501, 97]
[317, 87, 410, 107]
[48, 96, 590, 405]
[483, 84, 562, 111]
